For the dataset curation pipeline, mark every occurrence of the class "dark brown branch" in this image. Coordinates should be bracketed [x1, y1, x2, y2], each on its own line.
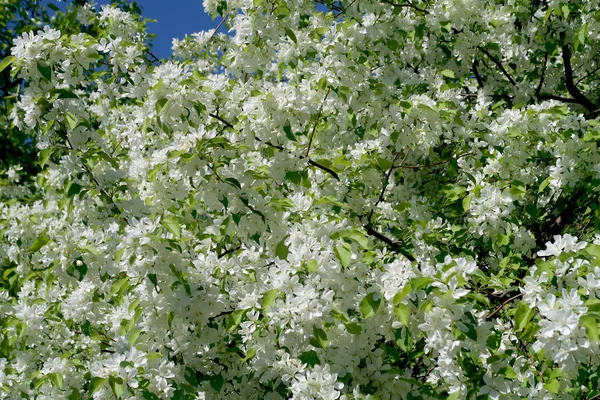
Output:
[261, 138, 339, 180]
[561, 43, 597, 113]
[537, 93, 580, 104]
[368, 152, 404, 222]
[534, 51, 548, 98]
[209, 113, 234, 129]
[478, 47, 516, 86]
[307, 159, 339, 180]
[364, 225, 415, 261]
[218, 246, 241, 259]
[472, 59, 484, 89]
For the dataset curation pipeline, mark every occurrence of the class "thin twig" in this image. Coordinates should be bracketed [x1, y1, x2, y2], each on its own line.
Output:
[575, 63, 600, 86]
[518, 337, 544, 383]
[208, 16, 228, 42]
[261, 138, 339, 180]
[381, 0, 430, 14]
[65, 136, 129, 225]
[486, 292, 523, 319]
[145, 49, 161, 64]
[306, 88, 331, 157]
[368, 152, 402, 222]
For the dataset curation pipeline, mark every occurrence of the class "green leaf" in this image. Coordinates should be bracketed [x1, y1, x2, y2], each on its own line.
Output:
[410, 277, 433, 291]
[334, 242, 352, 268]
[275, 238, 289, 260]
[161, 216, 181, 239]
[224, 177, 242, 189]
[114, 248, 125, 264]
[543, 378, 560, 394]
[110, 276, 129, 296]
[37, 62, 52, 80]
[360, 292, 382, 319]
[299, 350, 320, 367]
[67, 182, 83, 198]
[89, 377, 106, 395]
[581, 314, 600, 342]
[538, 177, 551, 193]
[310, 325, 328, 348]
[0, 56, 16, 73]
[498, 366, 517, 379]
[283, 121, 295, 141]
[48, 372, 63, 389]
[440, 69, 455, 78]
[462, 194, 472, 211]
[29, 235, 50, 252]
[39, 148, 54, 167]
[510, 180, 526, 198]
[285, 170, 302, 185]
[305, 259, 318, 272]
[345, 322, 362, 334]
[393, 283, 412, 305]
[285, 28, 297, 43]
[128, 328, 142, 346]
[585, 244, 600, 259]
[155, 98, 168, 114]
[108, 376, 125, 399]
[65, 113, 78, 130]
[376, 157, 394, 170]
[226, 309, 246, 333]
[514, 301, 534, 332]
[446, 392, 460, 400]
[261, 289, 278, 309]
[394, 303, 409, 326]
[55, 89, 79, 99]
[242, 348, 256, 362]
[332, 228, 369, 248]
[210, 374, 224, 392]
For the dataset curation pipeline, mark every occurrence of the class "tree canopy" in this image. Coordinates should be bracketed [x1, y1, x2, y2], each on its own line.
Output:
[1, 0, 600, 399]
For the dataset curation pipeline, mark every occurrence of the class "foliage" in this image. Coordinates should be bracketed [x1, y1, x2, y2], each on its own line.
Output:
[1, 0, 600, 398]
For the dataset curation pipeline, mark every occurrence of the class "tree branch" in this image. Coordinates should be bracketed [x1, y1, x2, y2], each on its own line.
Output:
[364, 225, 415, 261]
[537, 93, 580, 104]
[306, 88, 331, 158]
[534, 51, 548, 98]
[209, 113, 234, 129]
[486, 292, 523, 319]
[472, 59, 484, 89]
[561, 43, 597, 113]
[478, 47, 516, 86]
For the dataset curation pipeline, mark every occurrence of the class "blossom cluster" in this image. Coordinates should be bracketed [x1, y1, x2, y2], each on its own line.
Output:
[1, 0, 600, 399]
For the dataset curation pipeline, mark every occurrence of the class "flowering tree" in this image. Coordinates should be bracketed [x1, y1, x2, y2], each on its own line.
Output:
[1, 0, 600, 398]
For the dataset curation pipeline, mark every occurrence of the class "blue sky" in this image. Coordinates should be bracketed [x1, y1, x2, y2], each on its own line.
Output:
[48, 0, 222, 58]
[135, 0, 222, 58]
